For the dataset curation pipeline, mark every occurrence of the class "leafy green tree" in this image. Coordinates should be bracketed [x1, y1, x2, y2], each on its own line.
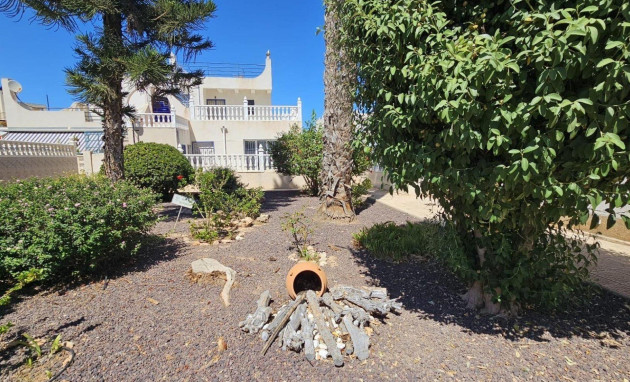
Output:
[269, 112, 324, 195]
[320, 0, 357, 220]
[270, 112, 371, 196]
[339, 0, 630, 311]
[1, 0, 216, 181]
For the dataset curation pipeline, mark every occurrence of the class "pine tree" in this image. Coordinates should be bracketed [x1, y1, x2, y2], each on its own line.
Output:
[1, 0, 216, 181]
[319, 0, 355, 220]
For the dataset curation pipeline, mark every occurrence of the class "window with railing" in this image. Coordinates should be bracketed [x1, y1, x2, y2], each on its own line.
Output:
[244, 140, 274, 155]
[193, 141, 215, 154]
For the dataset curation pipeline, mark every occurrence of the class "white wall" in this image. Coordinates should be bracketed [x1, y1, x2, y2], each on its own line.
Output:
[1, 78, 102, 129]
[189, 120, 296, 155]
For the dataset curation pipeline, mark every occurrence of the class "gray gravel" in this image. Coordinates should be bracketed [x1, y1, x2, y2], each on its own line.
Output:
[1, 191, 629, 381]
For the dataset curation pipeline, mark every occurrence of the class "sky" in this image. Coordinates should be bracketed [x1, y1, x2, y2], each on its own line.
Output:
[0, 0, 326, 117]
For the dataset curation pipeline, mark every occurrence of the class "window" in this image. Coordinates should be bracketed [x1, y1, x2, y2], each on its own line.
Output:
[247, 99, 255, 115]
[193, 141, 215, 154]
[244, 140, 257, 155]
[152, 96, 171, 113]
[206, 99, 226, 105]
[244, 140, 275, 155]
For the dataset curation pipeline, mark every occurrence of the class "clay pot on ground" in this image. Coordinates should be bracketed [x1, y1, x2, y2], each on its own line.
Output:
[285, 262, 328, 299]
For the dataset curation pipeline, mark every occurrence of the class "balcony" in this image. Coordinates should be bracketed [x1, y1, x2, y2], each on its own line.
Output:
[191, 98, 302, 122]
[185, 153, 274, 172]
[130, 112, 189, 130]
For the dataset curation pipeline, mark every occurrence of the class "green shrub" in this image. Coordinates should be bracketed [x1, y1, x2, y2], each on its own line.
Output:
[351, 178, 372, 209]
[269, 112, 372, 196]
[353, 221, 463, 262]
[124, 142, 193, 198]
[191, 168, 264, 241]
[0, 175, 158, 287]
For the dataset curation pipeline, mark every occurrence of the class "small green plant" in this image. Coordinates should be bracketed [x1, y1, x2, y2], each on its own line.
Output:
[351, 178, 372, 209]
[282, 209, 316, 259]
[50, 334, 63, 355]
[22, 333, 42, 361]
[191, 168, 263, 242]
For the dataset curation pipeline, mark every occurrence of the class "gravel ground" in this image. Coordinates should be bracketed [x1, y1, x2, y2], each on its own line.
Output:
[1, 191, 629, 381]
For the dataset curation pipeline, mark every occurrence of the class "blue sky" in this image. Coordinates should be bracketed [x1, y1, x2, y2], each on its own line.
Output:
[0, 0, 326, 117]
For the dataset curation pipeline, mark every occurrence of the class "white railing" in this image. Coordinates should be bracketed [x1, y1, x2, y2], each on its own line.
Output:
[131, 112, 189, 130]
[191, 97, 302, 122]
[0, 140, 76, 157]
[185, 154, 274, 172]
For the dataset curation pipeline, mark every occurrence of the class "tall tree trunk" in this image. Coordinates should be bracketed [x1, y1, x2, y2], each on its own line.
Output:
[319, 0, 355, 221]
[101, 12, 125, 182]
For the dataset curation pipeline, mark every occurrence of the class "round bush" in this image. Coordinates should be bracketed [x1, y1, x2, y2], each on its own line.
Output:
[124, 142, 193, 197]
[0, 175, 158, 284]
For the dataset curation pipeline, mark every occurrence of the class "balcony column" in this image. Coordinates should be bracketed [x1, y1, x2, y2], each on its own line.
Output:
[258, 143, 265, 171]
[190, 98, 195, 120]
[297, 97, 302, 123]
[170, 110, 176, 128]
[243, 97, 249, 121]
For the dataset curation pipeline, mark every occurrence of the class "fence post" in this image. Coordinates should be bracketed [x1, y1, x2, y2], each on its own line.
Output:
[243, 97, 249, 121]
[258, 144, 265, 171]
[297, 97, 302, 123]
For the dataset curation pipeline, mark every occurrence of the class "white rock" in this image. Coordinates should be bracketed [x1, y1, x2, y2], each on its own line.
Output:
[318, 343, 327, 350]
[318, 349, 328, 359]
[337, 342, 345, 350]
[235, 236, 244, 241]
[314, 334, 321, 341]
[313, 340, 319, 348]
[190, 258, 235, 306]
[262, 324, 269, 330]
[256, 214, 270, 223]
[307, 313, 314, 320]
[261, 331, 269, 341]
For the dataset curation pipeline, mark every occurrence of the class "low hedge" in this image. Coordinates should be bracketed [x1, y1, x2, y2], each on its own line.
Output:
[0, 175, 158, 287]
[124, 142, 193, 198]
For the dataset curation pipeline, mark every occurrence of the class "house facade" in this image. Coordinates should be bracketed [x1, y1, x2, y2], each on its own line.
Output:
[0, 51, 302, 161]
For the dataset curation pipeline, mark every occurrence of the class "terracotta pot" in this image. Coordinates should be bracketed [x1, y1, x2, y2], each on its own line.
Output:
[285, 262, 328, 299]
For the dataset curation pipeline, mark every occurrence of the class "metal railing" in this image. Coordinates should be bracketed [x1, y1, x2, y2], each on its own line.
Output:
[0, 140, 76, 157]
[184, 62, 266, 78]
[185, 154, 274, 172]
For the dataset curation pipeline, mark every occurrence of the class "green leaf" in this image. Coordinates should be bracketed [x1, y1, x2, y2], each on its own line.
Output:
[597, 58, 616, 68]
[521, 158, 529, 171]
[580, 5, 598, 13]
[606, 213, 616, 229]
[590, 213, 600, 229]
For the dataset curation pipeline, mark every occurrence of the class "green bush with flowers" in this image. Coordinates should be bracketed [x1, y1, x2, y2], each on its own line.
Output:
[0, 175, 158, 293]
[123, 142, 193, 198]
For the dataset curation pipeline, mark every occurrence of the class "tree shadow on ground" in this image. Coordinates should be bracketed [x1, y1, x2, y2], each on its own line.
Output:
[348, 246, 630, 343]
[260, 190, 304, 214]
[1, 235, 183, 318]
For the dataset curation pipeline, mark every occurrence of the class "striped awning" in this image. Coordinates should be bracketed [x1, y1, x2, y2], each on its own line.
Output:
[0, 131, 103, 153]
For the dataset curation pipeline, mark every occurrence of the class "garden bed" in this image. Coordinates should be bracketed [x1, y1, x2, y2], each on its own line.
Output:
[1, 191, 629, 380]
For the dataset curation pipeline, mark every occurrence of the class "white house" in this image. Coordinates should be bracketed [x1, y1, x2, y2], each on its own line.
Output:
[0, 51, 302, 162]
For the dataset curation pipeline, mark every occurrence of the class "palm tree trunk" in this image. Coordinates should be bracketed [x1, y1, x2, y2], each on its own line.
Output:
[319, 0, 355, 221]
[101, 12, 125, 182]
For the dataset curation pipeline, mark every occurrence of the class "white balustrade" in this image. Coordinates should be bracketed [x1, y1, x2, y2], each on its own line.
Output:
[0, 140, 76, 157]
[185, 154, 274, 172]
[131, 112, 189, 130]
[192, 104, 300, 122]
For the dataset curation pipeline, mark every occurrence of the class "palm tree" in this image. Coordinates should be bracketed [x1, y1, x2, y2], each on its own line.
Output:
[319, 0, 355, 220]
[1, 0, 216, 181]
